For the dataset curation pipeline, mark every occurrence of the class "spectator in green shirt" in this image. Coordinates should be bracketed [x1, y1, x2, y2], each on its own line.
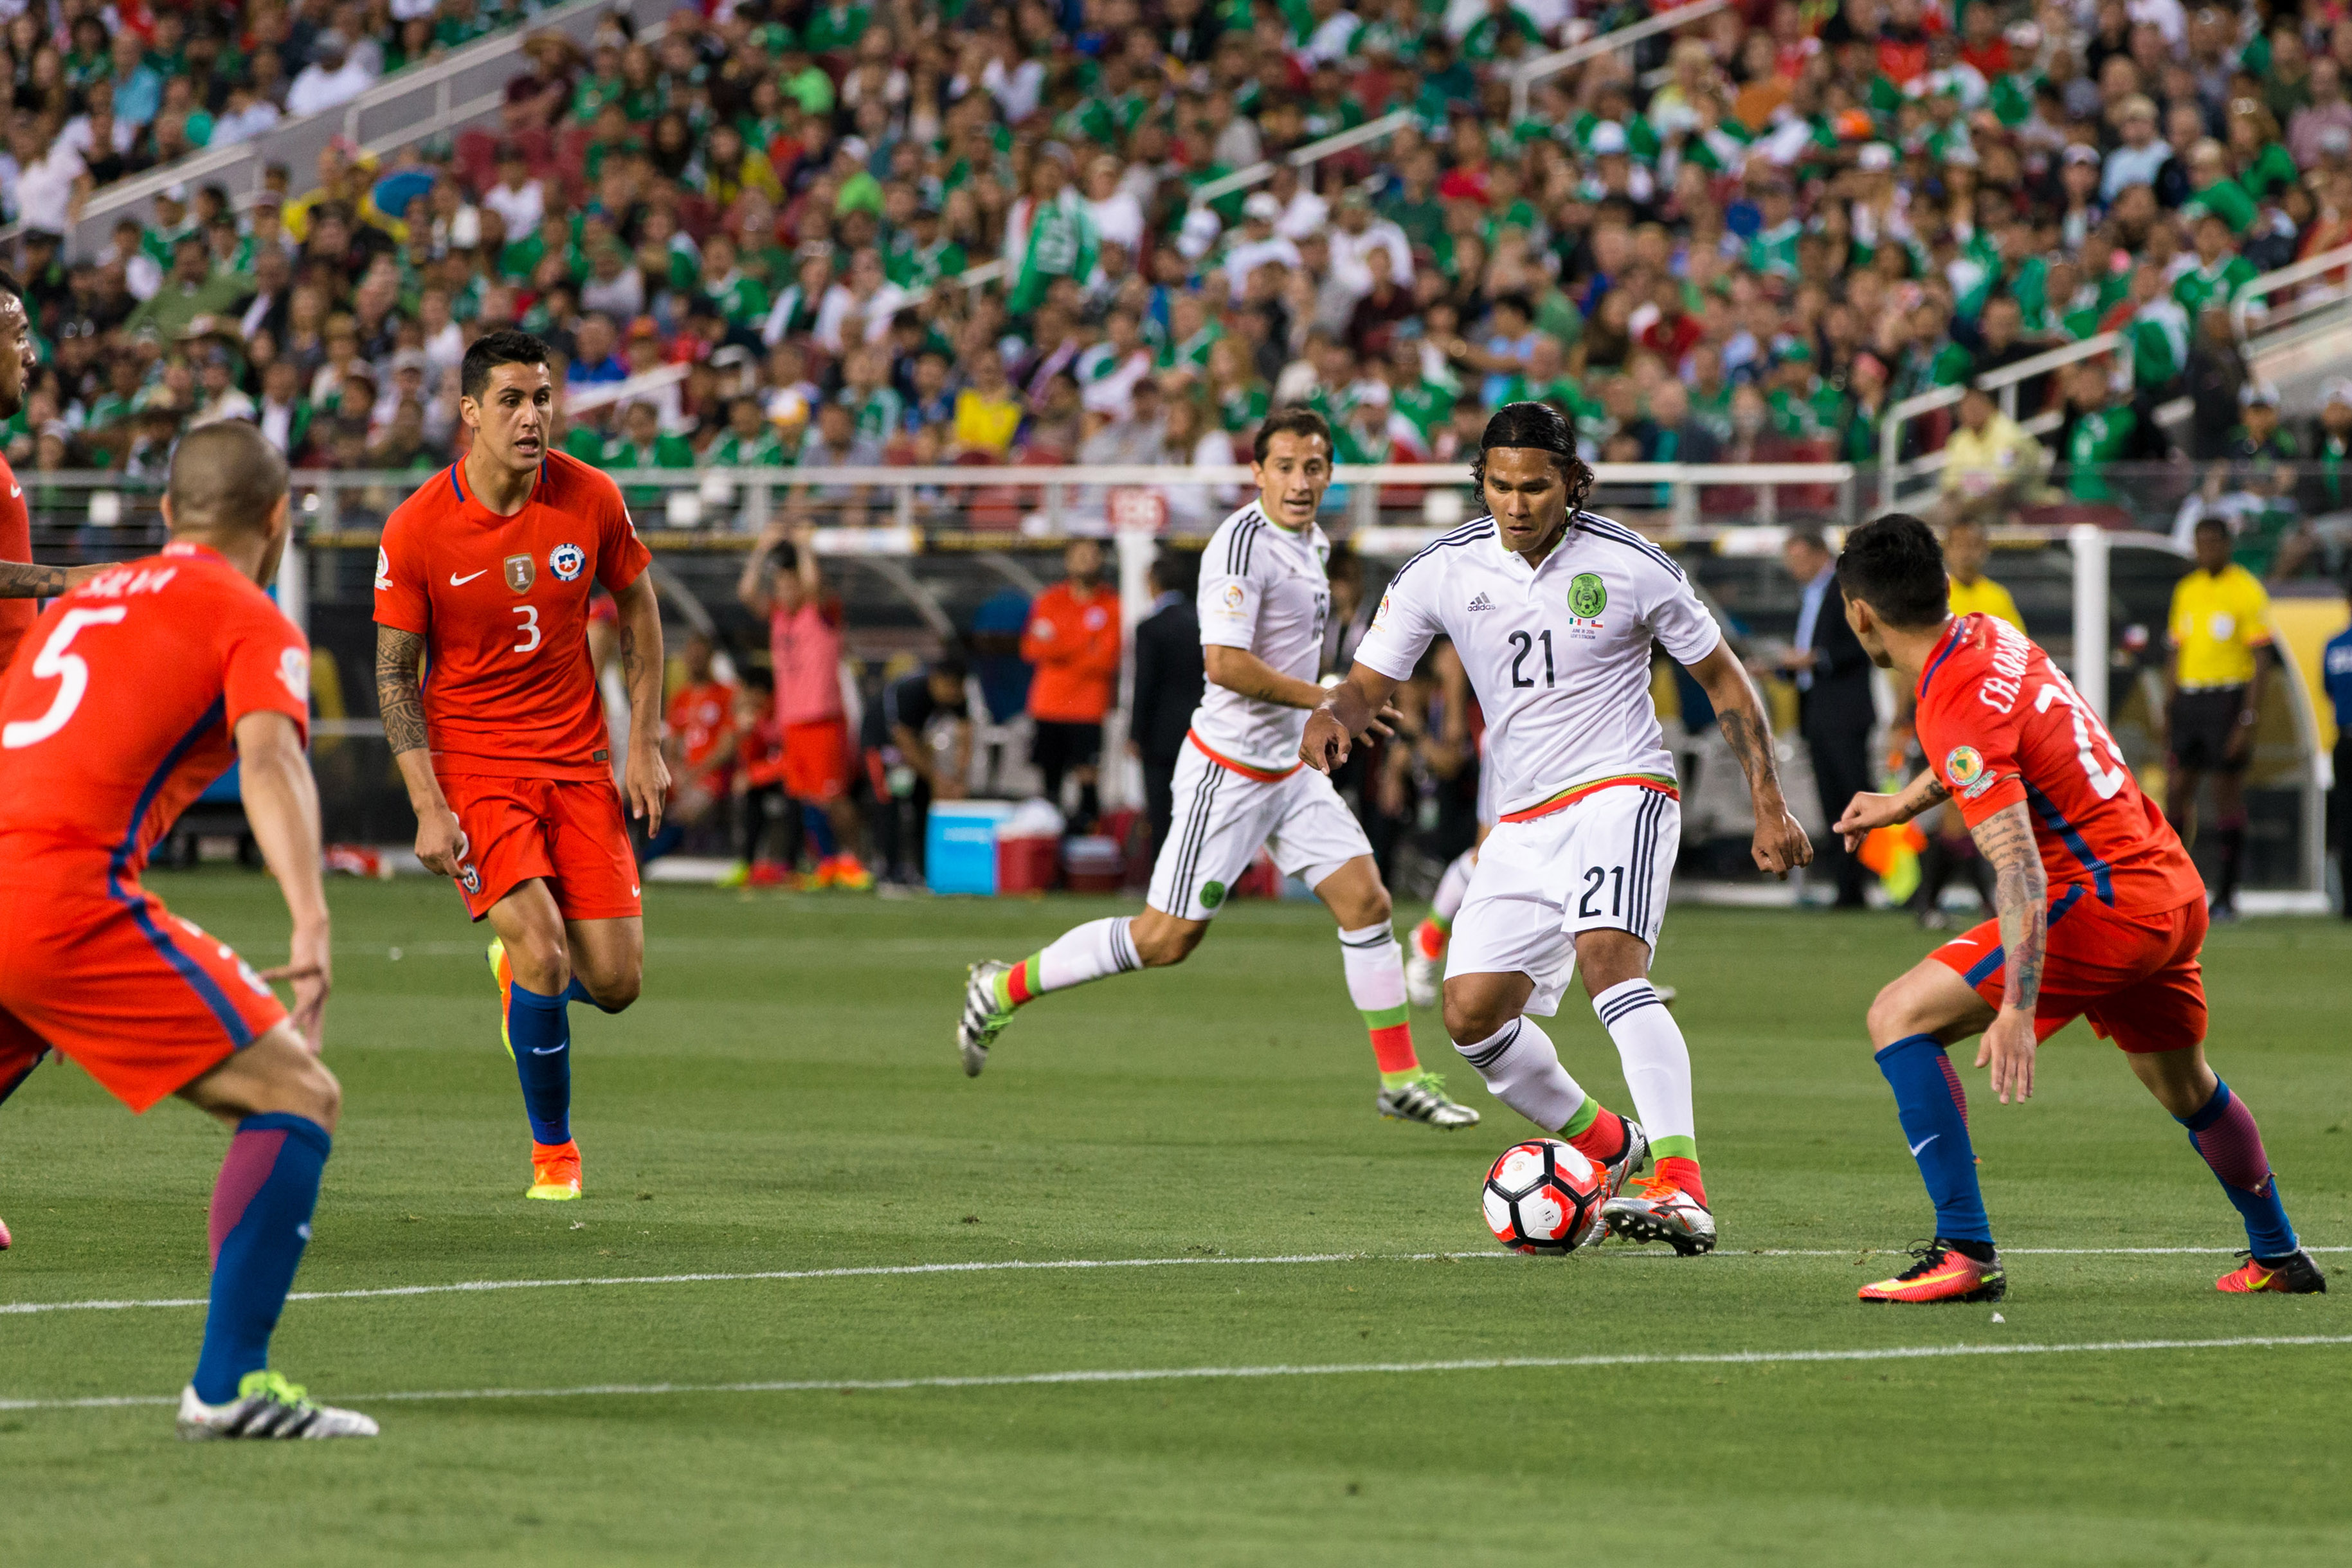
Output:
[604, 401, 697, 511]
[123, 237, 253, 343]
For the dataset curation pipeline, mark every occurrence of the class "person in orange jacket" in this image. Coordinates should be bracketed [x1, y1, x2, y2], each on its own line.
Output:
[1020, 537, 1122, 831]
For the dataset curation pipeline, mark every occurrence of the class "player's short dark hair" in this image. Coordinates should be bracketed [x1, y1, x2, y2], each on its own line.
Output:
[1836, 512, 1949, 629]
[1149, 549, 1200, 599]
[461, 329, 554, 400]
[1253, 406, 1332, 463]
[167, 420, 289, 536]
[2193, 514, 2230, 538]
[930, 651, 969, 682]
[1470, 401, 1593, 514]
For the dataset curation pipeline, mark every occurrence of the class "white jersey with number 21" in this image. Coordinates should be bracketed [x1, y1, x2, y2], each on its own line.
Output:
[1351, 512, 1723, 818]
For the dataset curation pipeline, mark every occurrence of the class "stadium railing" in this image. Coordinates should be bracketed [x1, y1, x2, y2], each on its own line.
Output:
[1188, 109, 1420, 212]
[1877, 333, 2133, 510]
[1506, 0, 1733, 123]
[29, 0, 677, 261]
[39, 459, 2321, 894]
[2230, 239, 2352, 346]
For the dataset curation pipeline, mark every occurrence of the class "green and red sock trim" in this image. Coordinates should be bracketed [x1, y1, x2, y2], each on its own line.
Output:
[999, 957, 1043, 1009]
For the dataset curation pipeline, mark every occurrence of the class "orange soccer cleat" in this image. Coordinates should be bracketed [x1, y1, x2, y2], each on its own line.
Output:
[2215, 1250, 2327, 1294]
[527, 1139, 583, 1201]
[817, 852, 874, 890]
[1859, 1242, 2007, 1303]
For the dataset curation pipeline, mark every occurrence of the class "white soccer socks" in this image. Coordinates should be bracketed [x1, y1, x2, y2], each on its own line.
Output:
[1590, 978, 1696, 1164]
[1339, 922, 1422, 1083]
[1000, 917, 1141, 1007]
[1454, 1015, 1585, 1133]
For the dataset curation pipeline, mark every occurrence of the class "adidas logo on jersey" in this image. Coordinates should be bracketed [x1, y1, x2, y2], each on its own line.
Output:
[1467, 592, 1496, 611]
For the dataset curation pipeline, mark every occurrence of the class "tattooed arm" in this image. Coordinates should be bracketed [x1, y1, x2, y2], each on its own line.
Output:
[613, 568, 670, 832]
[375, 623, 468, 878]
[1686, 638, 1814, 877]
[1834, 768, 1953, 849]
[0, 561, 122, 597]
[1969, 800, 2047, 1104]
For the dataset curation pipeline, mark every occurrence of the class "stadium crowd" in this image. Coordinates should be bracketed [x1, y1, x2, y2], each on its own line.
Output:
[0, 0, 2344, 559]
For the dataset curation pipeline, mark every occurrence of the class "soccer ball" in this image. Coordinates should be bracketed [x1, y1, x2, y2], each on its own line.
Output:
[1481, 1139, 1605, 1254]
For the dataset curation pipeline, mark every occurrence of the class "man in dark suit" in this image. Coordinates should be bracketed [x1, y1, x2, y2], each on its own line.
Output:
[1129, 552, 1205, 857]
[1772, 528, 1876, 908]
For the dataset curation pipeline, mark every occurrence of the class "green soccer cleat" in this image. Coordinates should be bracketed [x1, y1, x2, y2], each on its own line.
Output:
[1376, 1070, 1481, 1129]
[958, 960, 1017, 1076]
[177, 1371, 379, 1440]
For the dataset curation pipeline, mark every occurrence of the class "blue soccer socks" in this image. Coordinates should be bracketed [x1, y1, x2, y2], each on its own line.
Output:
[2179, 1080, 2299, 1259]
[1876, 1034, 1993, 1245]
[194, 1113, 330, 1404]
[507, 982, 573, 1147]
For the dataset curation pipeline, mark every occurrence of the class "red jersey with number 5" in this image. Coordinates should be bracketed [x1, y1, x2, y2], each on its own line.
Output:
[374, 451, 650, 781]
[0, 542, 311, 872]
[1913, 612, 2202, 915]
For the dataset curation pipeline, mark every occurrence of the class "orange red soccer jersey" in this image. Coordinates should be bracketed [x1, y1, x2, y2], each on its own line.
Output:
[0, 451, 32, 674]
[373, 451, 651, 780]
[667, 678, 737, 774]
[1019, 582, 1121, 723]
[1916, 613, 2211, 1055]
[0, 543, 310, 1109]
[1914, 612, 2202, 917]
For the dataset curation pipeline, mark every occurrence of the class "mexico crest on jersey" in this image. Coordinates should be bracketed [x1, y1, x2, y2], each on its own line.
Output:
[1568, 572, 1608, 618]
[504, 554, 534, 593]
[549, 542, 586, 582]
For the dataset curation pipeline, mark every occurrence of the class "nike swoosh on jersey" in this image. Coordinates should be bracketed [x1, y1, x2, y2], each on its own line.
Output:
[1908, 1135, 1939, 1155]
[449, 569, 489, 586]
[530, 1045, 565, 1055]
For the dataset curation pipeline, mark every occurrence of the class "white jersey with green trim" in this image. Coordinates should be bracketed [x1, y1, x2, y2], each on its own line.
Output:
[1190, 500, 1333, 772]
[1350, 512, 1723, 816]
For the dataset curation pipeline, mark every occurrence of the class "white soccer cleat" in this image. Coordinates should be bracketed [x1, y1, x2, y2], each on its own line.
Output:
[1404, 948, 1442, 1010]
[957, 960, 1017, 1077]
[1377, 1070, 1481, 1128]
[1602, 1175, 1717, 1256]
[177, 1372, 379, 1440]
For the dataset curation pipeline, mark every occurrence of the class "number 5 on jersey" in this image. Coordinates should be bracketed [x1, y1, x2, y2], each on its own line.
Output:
[3, 606, 127, 749]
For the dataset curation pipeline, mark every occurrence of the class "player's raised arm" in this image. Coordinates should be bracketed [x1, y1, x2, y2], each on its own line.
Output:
[1684, 638, 1813, 878]
[237, 708, 332, 1052]
[375, 623, 468, 878]
[613, 567, 670, 830]
[1301, 663, 1402, 773]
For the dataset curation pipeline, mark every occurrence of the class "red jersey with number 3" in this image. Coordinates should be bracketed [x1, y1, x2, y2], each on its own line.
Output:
[1913, 612, 2202, 916]
[0, 451, 32, 674]
[0, 542, 311, 871]
[374, 451, 649, 781]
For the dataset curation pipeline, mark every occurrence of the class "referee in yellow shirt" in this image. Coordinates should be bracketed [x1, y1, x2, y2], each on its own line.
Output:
[2166, 515, 2274, 920]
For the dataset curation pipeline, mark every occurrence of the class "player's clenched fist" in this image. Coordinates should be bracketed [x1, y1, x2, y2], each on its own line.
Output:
[1751, 806, 1813, 878]
[415, 806, 468, 879]
[1299, 707, 1350, 773]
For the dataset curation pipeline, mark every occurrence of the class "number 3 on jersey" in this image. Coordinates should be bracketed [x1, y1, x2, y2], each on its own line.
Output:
[512, 604, 540, 653]
[3, 606, 127, 749]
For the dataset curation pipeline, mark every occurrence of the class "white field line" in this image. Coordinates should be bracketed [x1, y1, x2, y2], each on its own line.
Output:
[6, 1333, 2348, 1414]
[2, 1245, 2341, 1318]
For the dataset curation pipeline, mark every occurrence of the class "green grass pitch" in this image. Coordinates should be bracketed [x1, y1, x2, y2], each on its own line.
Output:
[0, 872, 2344, 1565]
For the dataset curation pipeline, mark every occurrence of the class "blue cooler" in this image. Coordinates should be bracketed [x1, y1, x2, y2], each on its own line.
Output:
[927, 801, 1013, 895]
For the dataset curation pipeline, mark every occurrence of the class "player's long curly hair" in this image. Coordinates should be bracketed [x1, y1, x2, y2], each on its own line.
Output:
[1469, 401, 1595, 520]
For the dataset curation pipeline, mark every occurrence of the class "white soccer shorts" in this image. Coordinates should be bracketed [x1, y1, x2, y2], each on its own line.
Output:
[1445, 783, 1679, 1016]
[1146, 739, 1372, 921]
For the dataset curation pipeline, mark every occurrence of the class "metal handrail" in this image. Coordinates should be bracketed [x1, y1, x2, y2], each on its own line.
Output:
[32, 0, 674, 259]
[1508, 0, 1732, 122]
[2230, 240, 2352, 342]
[1877, 332, 2130, 507]
[1188, 109, 1418, 210]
